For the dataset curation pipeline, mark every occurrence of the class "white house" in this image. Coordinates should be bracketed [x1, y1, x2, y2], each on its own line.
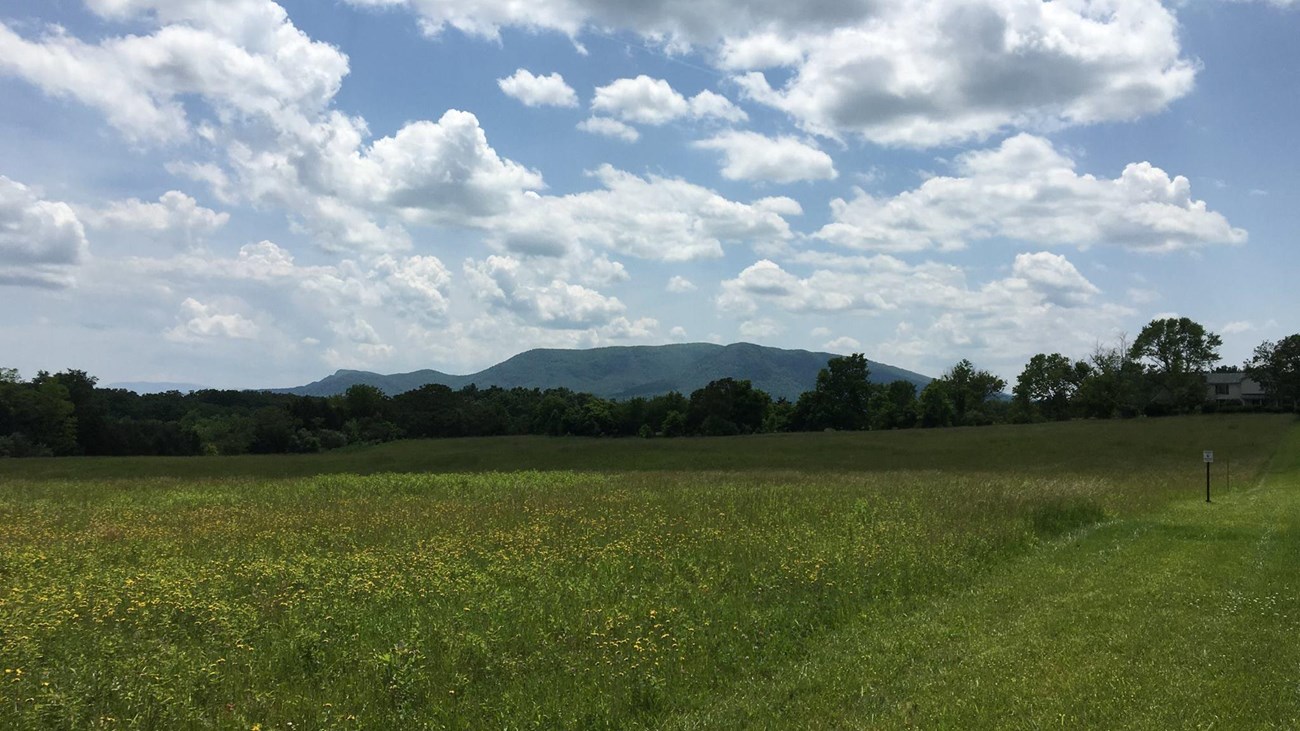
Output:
[1205, 371, 1267, 406]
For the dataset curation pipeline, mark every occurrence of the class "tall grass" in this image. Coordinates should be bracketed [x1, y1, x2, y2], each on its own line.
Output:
[0, 415, 1291, 728]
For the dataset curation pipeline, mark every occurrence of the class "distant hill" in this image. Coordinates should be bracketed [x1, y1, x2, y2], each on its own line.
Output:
[275, 343, 931, 402]
[106, 381, 206, 394]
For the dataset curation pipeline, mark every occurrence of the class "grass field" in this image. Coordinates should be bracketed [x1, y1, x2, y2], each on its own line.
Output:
[1, 414, 1296, 728]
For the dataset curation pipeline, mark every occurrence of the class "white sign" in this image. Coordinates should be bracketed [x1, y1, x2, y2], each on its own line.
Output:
[1203, 450, 1214, 463]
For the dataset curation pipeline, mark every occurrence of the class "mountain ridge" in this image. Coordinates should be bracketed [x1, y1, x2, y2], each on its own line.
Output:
[274, 342, 931, 402]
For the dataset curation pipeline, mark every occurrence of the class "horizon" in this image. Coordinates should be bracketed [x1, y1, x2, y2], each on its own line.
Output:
[2, 1, 1296, 389]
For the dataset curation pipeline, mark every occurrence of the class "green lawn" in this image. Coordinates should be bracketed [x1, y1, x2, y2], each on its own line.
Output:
[0, 415, 1296, 728]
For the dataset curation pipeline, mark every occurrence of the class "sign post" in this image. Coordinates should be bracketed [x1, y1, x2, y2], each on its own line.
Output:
[1203, 450, 1214, 503]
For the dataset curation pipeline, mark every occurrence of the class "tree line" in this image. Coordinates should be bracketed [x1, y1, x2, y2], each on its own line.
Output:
[2, 318, 1296, 458]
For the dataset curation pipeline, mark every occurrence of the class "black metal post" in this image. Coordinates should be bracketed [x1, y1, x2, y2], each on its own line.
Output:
[1206, 462, 1211, 503]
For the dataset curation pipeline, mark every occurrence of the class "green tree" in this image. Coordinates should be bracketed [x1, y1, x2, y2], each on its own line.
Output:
[1013, 353, 1088, 422]
[804, 354, 874, 431]
[870, 380, 918, 430]
[1074, 337, 1143, 419]
[1245, 334, 1300, 411]
[660, 410, 687, 437]
[1129, 317, 1222, 413]
[940, 359, 1006, 426]
[687, 378, 771, 435]
[918, 380, 955, 428]
[342, 384, 390, 420]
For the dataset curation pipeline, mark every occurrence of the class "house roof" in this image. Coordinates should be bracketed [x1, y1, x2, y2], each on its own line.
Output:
[1207, 372, 1247, 385]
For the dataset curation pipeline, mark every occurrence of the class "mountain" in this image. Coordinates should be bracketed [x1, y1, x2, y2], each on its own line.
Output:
[275, 343, 931, 402]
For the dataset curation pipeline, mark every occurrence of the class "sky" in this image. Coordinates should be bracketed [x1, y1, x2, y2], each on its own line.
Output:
[0, 0, 1296, 389]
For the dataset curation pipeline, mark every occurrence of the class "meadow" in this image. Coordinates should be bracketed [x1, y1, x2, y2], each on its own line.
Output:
[0, 414, 1296, 729]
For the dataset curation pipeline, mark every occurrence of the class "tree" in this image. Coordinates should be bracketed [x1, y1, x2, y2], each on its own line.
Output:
[342, 384, 389, 420]
[918, 380, 955, 428]
[1245, 334, 1300, 411]
[1013, 353, 1088, 422]
[687, 378, 771, 435]
[870, 380, 918, 430]
[1074, 336, 1142, 419]
[792, 354, 873, 431]
[939, 359, 1006, 426]
[1129, 317, 1222, 413]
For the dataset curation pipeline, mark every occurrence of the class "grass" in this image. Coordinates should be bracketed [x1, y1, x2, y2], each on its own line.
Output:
[0, 414, 1295, 728]
[0, 414, 1285, 479]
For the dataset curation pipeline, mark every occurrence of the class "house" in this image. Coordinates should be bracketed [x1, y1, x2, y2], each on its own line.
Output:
[1205, 371, 1267, 406]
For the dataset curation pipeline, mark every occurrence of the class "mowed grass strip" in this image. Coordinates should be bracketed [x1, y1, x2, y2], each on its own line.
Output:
[0, 415, 1292, 728]
[666, 422, 1300, 730]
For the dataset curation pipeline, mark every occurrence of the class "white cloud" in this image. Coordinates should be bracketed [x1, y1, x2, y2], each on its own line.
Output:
[591, 76, 744, 126]
[367, 110, 546, 220]
[721, 250, 1130, 379]
[498, 68, 578, 107]
[1009, 252, 1099, 307]
[818, 134, 1246, 253]
[739, 317, 784, 338]
[487, 165, 796, 262]
[824, 336, 862, 352]
[732, 1, 1195, 146]
[164, 297, 260, 342]
[0, 1, 348, 143]
[718, 259, 891, 316]
[1220, 320, 1256, 335]
[666, 276, 697, 293]
[577, 117, 640, 142]
[331, 314, 385, 344]
[0, 176, 89, 288]
[350, 0, 1195, 147]
[464, 255, 627, 328]
[82, 191, 229, 248]
[695, 131, 836, 183]
[371, 254, 454, 325]
[592, 76, 690, 125]
[687, 90, 747, 123]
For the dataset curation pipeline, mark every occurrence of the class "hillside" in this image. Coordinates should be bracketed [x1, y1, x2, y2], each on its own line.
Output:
[276, 342, 931, 401]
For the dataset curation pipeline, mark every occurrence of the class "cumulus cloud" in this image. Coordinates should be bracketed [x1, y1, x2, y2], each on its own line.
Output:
[164, 297, 260, 342]
[577, 117, 640, 142]
[367, 110, 546, 219]
[591, 76, 744, 125]
[687, 90, 748, 123]
[82, 191, 229, 248]
[824, 336, 862, 352]
[818, 134, 1246, 253]
[498, 68, 578, 107]
[129, 240, 454, 334]
[0, 0, 348, 143]
[487, 165, 796, 262]
[464, 254, 627, 328]
[0, 176, 89, 288]
[694, 131, 836, 183]
[591, 76, 689, 125]
[721, 250, 1129, 377]
[348, 0, 1195, 147]
[717, 259, 891, 316]
[732, 1, 1195, 146]
[666, 276, 697, 293]
[739, 317, 784, 338]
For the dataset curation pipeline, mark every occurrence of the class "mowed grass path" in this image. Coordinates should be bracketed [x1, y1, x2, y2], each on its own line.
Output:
[0, 415, 1296, 728]
[668, 421, 1300, 729]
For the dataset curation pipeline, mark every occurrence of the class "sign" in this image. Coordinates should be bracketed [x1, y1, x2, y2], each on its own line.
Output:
[1203, 450, 1214, 463]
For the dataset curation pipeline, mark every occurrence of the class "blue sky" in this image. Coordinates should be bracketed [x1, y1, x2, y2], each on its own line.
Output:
[1, 0, 1295, 388]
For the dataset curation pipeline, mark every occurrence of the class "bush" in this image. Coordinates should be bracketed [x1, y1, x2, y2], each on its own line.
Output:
[0, 433, 53, 458]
